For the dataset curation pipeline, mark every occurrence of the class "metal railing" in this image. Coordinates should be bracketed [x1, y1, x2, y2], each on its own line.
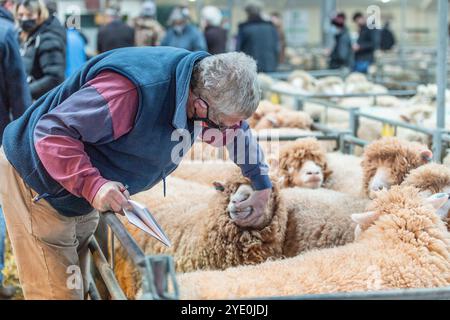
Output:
[253, 286, 450, 300]
[88, 212, 179, 300]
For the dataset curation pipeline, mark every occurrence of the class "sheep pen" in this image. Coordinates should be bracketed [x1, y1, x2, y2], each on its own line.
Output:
[178, 186, 450, 299]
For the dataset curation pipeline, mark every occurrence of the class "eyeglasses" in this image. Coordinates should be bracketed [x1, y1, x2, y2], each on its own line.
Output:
[193, 95, 237, 132]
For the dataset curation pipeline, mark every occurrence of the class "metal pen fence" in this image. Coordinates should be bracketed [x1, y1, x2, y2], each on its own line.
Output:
[88, 212, 179, 300]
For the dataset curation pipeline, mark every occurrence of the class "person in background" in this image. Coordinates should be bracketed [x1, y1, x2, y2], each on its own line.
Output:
[201, 5, 227, 55]
[270, 12, 286, 64]
[65, 27, 87, 78]
[16, 0, 66, 100]
[379, 21, 396, 51]
[97, 5, 135, 54]
[236, 1, 279, 73]
[329, 12, 353, 70]
[352, 12, 376, 74]
[161, 6, 206, 52]
[134, 0, 164, 47]
[0, 0, 32, 299]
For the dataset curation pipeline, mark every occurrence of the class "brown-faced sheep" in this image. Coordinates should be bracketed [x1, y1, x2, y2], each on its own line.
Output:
[402, 163, 450, 227]
[178, 186, 450, 299]
[361, 137, 432, 199]
[114, 173, 288, 299]
[277, 138, 332, 189]
[248, 100, 283, 129]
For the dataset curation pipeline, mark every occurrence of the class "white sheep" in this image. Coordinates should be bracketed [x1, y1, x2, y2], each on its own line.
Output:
[178, 186, 450, 299]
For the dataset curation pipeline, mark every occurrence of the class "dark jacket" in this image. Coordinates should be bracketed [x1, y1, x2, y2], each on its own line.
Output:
[21, 16, 66, 100]
[0, 7, 31, 145]
[3, 47, 271, 217]
[204, 26, 227, 55]
[380, 27, 395, 51]
[97, 20, 135, 54]
[236, 17, 279, 73]
[355, 25, 376, 62]
[329, 27, 353, 69]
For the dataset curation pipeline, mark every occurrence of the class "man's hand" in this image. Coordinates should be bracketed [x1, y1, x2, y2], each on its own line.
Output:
[91, 181, 131, 214]
[352, 44, 361, 52]
[233, 188, 272, 228]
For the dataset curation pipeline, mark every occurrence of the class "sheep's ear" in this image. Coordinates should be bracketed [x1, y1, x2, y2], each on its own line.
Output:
[213, 181, 225, 192]
[425, 193, 449, 210]
[351, 211, 377, 225]
[420, 149, 433, 163]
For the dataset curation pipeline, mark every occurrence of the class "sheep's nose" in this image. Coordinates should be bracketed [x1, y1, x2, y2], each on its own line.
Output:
[307, 171, 320, 176]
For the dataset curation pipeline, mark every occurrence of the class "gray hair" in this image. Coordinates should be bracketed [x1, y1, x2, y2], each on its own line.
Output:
[191, 52, 261, 119]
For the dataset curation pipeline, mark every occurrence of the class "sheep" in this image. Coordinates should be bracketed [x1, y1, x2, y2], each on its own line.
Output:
[115, 172, 288, 299]
[177, 186, 450, 299]
[287, 70, 317, 92]
[402, 163, 450, 227]
[361, 137, 433, 199]
[277, 137, 430, 199]
[325, 152, 364, 198]
[315, 76, 345, 95]
[280, 187, 368, 258]
[171, 160, 237, 186]
[247, 100, 283, 129]
[276, 138, 331, 189]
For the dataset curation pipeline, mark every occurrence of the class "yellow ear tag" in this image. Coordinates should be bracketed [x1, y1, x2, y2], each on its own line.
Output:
[381, 123, 395, 137]
[270, 93, 280, 105]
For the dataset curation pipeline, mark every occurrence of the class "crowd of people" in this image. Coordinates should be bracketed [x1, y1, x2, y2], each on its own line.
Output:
[328, 11, 396, 73]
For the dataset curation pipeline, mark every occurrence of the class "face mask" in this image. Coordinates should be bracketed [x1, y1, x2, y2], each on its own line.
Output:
[20, 19, 37, 33]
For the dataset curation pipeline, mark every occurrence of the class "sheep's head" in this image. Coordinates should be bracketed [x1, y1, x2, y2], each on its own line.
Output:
[361, 137, 432, 199]
[402, 163, 450, 228]
[351, 186, 450, 243]
[278, 138, 331, 189]
[212, 171, 282, 230]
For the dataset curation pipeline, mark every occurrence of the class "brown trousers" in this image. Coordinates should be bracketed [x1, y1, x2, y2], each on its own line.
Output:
[0, 148, 99, 299]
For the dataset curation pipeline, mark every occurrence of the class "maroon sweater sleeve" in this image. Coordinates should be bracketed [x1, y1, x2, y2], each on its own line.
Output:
[33, 71, 138, 203]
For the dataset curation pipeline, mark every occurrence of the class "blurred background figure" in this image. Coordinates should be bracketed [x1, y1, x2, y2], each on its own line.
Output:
[0, 0, 32, 299]
[161, 6, 206, 51]
[329, 12, 352, 70]
[270, 12, 286, 64]
[65, 27, 87, 78]
[201, 5, 227, 54]
[352, 11, 376, 74]
[236, 0, 279, 73]
[97, 4, 135, 53]
[379, 21, 396, 52]
[134, 0, 165, 47]
[17, 0, 66, 100]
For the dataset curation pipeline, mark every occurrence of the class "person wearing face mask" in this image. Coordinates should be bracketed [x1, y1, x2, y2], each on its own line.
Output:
[161, 6, 206, 52]
[16, 0, 66, 100]
[0, 47, 272, 299]
[329, 12, 353, 70]
[0, 0, 32, 300]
